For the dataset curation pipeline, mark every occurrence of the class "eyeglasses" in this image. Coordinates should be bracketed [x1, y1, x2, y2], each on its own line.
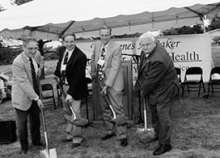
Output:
[26, 47, 39, 51]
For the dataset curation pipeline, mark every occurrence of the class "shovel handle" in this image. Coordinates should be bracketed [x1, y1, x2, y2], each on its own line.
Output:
[55, 77, 77, 120]
[40, 107, 49, 154]
[142, 98, 147, 130]
[69, 106, 77, 120]
[90, 74, 116, 120]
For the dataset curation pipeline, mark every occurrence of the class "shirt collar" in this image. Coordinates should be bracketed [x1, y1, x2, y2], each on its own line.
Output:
[23, 52, 33, 61]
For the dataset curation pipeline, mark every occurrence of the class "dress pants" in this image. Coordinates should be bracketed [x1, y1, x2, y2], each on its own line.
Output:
[63, 85, 82, 144]
[149, 86, 177, 145]
[98, 81, 127, 140]
[15, 101, 41, 150]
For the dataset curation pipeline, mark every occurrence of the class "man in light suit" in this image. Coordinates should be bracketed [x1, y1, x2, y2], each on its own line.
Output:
[54, 33, 87, 148]
[91, 25, 128, 147]
[12, 37, 44, 155]
[136, 33, 179, 156]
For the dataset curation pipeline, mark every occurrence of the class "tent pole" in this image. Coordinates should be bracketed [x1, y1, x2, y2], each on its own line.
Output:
[202, 15, 207, 33]
[59, 20, 75, 38]
[185, 7, 206, 33]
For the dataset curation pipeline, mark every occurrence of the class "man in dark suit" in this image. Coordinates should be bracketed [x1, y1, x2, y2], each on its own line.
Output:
[12, 37, 44, 155]
[91, 25, 128, 147]
[54, 33, 87, 148]
[136, 33, 179, 156]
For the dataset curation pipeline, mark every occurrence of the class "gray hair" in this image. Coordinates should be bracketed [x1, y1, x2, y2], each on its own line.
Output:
[22, 37, 37, 47]
[139, 32, 156, 43]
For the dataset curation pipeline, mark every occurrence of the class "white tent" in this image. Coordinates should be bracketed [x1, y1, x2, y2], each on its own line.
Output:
[0, 0, 220, 40]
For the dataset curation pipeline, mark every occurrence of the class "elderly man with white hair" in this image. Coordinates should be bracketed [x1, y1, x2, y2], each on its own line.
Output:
[135, 32, 179, 156]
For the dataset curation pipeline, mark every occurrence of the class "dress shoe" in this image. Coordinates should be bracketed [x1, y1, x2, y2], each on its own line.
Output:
[153, 144, 172, 155]
[101, 133, 115, 141]
[61, 138, 72, 143]
[120, 138, 128, 147]
[33, 142, 44, 146]
[71, 143, 81, 148]
[19, 149, 27, 155]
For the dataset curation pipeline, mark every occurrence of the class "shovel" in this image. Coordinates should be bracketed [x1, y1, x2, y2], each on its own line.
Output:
[90, 74, 126, 126]
[54, 77, 89, 127]
[136, 97, 153, 133]
[135, 96, 155, 143]
[39, 107, 57, 158]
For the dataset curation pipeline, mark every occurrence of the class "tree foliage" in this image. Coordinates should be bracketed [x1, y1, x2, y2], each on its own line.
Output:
[0, 47, 22, 65]
[207, 18, 220, 31]
[14, 0, 33, 5]
[0, 4, 5, 11]
[162, 24, 204, 36]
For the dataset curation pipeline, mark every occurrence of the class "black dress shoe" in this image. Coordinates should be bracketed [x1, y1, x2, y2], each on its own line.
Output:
[19, 149, 27, 155]
[61, 138, 72, 143]
[71, 143, 81, 148]
[153, 144, 172, 155]
[120, 138, 128, 147]
[101, 133, 115, 141]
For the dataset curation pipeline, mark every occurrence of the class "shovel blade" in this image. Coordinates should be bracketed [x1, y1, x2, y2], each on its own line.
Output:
[40, 148, 57, 158]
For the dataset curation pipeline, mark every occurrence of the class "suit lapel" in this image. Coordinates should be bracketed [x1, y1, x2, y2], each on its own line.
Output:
[94, 41, 103, 70]
[96, 42, 102, 64]
[21, 52, 32, 82]
[67, 47, 77, 67]
[104, 41, 113, 69]
[139, 52, 149, 74]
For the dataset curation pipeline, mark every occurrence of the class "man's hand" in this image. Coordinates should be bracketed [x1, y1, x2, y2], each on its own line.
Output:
[65, 94, 73, 104]
[36, 99, 44, 109]
[101, 85, 108, 94]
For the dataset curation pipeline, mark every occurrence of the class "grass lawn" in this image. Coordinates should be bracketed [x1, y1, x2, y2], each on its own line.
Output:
[0, 47, 220, 158]
[0, 87, 220, 158]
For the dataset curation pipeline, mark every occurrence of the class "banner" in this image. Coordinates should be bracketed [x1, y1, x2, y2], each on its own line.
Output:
[76, 34, 212, 82]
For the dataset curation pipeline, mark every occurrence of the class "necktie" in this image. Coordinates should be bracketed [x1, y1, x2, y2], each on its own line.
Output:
[29, 58, 39, 95]
[63, 51, 69, 65]
[61, 51, 69, 85]
[98, 47, 105, 80]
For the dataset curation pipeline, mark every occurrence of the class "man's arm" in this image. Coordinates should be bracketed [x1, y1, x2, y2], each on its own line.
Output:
[142, 61, 166, 97]
[54, 47, 65, 78]
[105, 46, 122, 88]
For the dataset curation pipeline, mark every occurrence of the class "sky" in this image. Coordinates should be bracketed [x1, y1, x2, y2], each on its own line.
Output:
[0, 0, 220, 12]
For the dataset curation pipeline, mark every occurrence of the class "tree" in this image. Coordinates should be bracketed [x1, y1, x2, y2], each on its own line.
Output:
[162, 24, 204, 36]
[14, 0, 33, 5]
[207, 18, 220, 31]
[0, 4, 5, 12]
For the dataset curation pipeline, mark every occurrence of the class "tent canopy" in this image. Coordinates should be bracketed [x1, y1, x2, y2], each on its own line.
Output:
[0, 0, 220, 40]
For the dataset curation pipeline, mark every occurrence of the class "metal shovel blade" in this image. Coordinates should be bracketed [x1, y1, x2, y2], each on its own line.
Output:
[40, 148, 57, 158]
[39, 107, 57, 158]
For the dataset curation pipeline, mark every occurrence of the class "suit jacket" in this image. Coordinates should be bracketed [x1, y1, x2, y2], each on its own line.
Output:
[91, 40, 124, 91]
[54, 46, 87, 100]
[12, 52, 41, 111]
[137, 42, 179, 105]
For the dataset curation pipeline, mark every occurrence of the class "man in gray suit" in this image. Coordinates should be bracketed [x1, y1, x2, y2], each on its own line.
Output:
[12, 37, 44, 155]
[136, 33, 179, 156]
[91, 25, 128, 147]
